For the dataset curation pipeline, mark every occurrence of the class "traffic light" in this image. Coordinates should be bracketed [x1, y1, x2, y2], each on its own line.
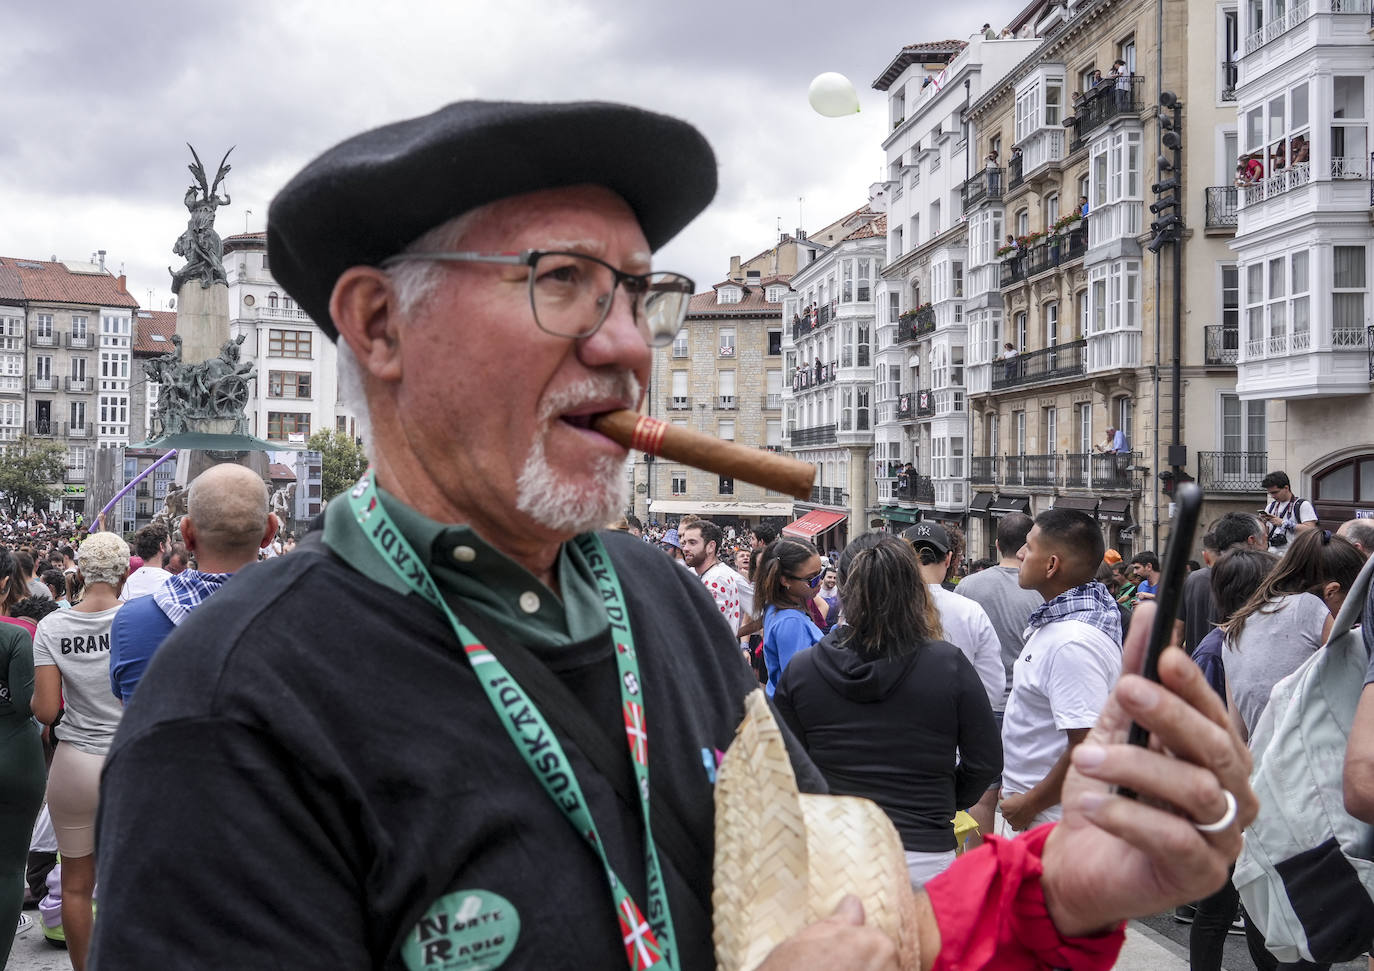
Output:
[1148, 92, 1184, 253]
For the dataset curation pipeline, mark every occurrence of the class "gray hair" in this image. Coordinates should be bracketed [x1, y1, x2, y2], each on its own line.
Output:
[1340, 518, 1374, 553]
[336, 207, 489, 463]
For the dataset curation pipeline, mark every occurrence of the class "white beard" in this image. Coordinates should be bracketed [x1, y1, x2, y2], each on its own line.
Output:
[514, 373, 638, 536]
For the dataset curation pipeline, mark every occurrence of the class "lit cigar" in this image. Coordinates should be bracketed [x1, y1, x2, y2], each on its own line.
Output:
[592, 410, 816, 500]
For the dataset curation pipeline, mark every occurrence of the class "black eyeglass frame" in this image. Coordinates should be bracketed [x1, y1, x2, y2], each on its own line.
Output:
[379, 249, 694, 347]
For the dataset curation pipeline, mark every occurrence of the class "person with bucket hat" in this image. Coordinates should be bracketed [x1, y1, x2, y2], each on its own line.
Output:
[92, 100, 1256, 970]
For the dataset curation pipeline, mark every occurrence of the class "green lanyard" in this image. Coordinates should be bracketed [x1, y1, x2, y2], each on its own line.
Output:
[348, 471, 677, 971]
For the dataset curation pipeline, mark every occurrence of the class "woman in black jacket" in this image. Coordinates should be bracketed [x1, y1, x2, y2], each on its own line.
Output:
[774, 532, 1002, 888]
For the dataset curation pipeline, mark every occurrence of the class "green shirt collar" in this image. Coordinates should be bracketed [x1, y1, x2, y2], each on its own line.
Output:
[321, 487, 608, 647]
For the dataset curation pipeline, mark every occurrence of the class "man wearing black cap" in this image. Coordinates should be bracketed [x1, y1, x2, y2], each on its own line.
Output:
[91, 101, 1257, 970]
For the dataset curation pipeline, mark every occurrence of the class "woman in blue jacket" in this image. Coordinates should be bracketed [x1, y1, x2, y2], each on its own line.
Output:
[755, 538, 824, 697]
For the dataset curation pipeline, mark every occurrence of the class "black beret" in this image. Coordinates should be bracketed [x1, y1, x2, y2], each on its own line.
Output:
[267, 100, 718, 340]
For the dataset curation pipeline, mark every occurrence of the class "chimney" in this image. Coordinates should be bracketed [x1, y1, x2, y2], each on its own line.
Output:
[728, 255, 742, 281]
[117, 274, 127, 293]
[98, 250, 107, 271]
[795, 228, 808, 241]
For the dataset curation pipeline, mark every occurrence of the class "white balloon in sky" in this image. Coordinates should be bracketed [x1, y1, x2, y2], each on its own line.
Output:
[808, 73, 860, 117]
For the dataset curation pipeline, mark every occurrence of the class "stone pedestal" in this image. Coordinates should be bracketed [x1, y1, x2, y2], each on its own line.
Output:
[175, 281, 230, 364]
[175, 447, 269, 488]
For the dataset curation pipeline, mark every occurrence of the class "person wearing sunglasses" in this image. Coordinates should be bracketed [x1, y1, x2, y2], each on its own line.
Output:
[755, 539, 825, 697]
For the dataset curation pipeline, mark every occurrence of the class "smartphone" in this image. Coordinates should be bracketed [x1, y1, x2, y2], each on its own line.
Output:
[1125, 482, 1202, 751]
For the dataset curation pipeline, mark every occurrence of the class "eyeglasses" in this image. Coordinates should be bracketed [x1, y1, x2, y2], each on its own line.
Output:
[380, 250, 695, 347]
[787, 569, 825, 587]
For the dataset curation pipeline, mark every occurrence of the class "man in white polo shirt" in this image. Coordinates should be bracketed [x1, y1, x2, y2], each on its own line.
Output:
[1000, 508, 1122, 831]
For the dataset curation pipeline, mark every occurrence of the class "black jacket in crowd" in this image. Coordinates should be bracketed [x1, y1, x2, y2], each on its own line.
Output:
[774, 627, 1002, 852]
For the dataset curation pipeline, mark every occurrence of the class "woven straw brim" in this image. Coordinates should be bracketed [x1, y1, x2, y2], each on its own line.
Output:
[712, 690, 918, 970]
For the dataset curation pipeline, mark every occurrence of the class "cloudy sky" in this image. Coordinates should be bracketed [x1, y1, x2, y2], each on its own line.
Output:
[4, 0, 1024, 311]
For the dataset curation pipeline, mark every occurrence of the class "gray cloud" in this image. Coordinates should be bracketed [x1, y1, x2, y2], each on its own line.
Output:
[2, 0, 1025, 310]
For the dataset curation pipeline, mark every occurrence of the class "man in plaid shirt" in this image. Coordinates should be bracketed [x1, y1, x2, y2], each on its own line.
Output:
[109, 464, 277, 702]
[999, 508, 1123, 831]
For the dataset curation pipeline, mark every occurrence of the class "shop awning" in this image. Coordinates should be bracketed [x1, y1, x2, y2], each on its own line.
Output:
[1097, 498, 1133, 523]
[1052, 496, 1099, 514]
[969, 492, 996, 516]
[880, 507, 921, 524]
[923, 509, 965, 522]
[648, 499, 794, 517]
[782, 509, 848, 538]
[989, 495, 1032, 518]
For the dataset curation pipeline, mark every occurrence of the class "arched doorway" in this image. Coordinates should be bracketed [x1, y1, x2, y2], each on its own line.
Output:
[1311, 453, 1374, 528]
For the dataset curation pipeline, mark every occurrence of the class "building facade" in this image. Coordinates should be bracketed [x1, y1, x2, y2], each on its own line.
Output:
[221, 233, 355, 448]
[781, 208, 886, 552]
[1230, 0, 1374, 524]
[871, 36, 1042, 537]
[956, 0, 1253, 560]
[642, 237, 799, 531]
[0, 255, 139, 513]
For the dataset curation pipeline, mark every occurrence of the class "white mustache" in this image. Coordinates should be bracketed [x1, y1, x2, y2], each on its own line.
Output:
[540, 373, 642, 423]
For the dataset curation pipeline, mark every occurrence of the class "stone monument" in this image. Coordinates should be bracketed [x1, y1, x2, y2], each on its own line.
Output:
[149, 144, 270, 485]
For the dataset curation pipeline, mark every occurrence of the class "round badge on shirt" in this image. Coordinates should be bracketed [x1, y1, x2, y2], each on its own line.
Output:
[402, 889, 520, 970]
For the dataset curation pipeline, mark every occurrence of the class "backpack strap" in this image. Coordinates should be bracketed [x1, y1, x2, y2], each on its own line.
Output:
[1326, 550, 1374, 656]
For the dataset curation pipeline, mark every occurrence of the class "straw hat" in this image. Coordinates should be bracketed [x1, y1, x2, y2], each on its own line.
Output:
[713, 690, 919, 970]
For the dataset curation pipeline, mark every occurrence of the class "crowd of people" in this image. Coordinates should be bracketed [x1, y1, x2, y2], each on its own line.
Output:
[0, 465, 277, 969]
[2, 97, 1345, 970]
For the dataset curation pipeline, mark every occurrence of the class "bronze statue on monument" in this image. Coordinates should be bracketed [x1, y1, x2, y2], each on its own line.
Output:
[168, 144, 234, 295]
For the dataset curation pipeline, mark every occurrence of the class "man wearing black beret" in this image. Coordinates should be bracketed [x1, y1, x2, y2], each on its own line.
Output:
[91, 100, 1255, 970]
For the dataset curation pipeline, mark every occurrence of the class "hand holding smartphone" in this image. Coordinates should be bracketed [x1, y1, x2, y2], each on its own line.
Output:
[1125, 483, 1202, 754]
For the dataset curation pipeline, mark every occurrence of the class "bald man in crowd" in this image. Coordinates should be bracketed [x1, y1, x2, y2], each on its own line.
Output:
[108, 464, 276, 702]
[999, 508, 1123, 831]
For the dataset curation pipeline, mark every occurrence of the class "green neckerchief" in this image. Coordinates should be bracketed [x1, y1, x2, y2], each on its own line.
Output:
[320, 486, 607, 647]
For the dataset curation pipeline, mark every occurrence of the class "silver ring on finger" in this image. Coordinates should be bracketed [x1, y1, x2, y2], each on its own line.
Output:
[1193, 789, 1238, 833]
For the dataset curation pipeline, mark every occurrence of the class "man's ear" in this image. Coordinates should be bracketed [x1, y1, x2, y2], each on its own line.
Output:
[180, 517, 198, 553]
[330, 266, 405, 383]
[261, 513, 280, 551]
[1044, 553, 1061, 580]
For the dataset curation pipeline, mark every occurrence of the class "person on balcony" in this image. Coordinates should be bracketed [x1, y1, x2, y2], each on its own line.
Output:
[1109, 60, 1131, 111]
[1270, 140, 1286, 172]
[813, 357, 822, 384]
[1001, 342, 1018, 383]
[1291, 134, 1309, 164]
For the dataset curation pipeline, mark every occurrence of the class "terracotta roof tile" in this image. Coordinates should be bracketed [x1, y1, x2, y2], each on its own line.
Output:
[0, 261, 22, 304]
[0, 256, 139, 309]
[268, 463, 297, 481]
[132, 310, 178, 355]
[842, 214, 888, 241]
[687, 288, 784, 317]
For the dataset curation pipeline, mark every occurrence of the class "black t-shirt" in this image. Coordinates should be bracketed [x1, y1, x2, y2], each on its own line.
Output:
[91, 531, 822, 970]
[1177, 566, 1215, 652]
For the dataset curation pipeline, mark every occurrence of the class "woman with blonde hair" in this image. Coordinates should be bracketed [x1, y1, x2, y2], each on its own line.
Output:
[32, 531, 129, 971]
[775, 531, 1001, 887]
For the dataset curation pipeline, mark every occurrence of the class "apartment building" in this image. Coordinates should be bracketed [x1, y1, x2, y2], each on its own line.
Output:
[870, 35, 1041, 536]
[0, 255, 138, 514]
[956, 0, 1248, 560]
[221, 232, 355, 447]
[1229, 0, 1374, 524]
[642, 236, 801, 530]
[780, 208, 886, 552]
